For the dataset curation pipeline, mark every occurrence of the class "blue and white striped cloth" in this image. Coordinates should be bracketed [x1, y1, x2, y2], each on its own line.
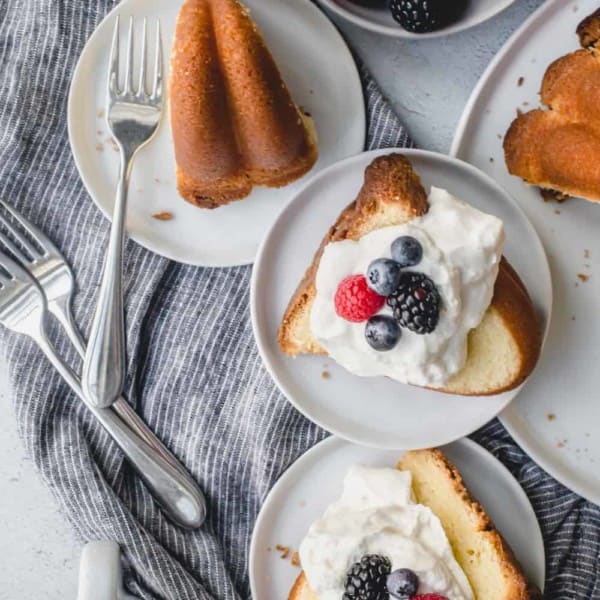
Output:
[0, 1, 597, 598]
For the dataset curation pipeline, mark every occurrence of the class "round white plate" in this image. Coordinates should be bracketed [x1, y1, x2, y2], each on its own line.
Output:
[316, 0, 517, 39]
[249, 436, 545, 600]
[252, 148, 551, 450]
[450, 0, 600, 504]
[68, 0, 365, 267]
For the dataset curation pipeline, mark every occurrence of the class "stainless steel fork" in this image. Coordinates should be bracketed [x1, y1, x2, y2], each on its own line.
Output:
[0, 200, 187, 471]
[83, 16, 163, 408]
[0, 250, 205, 529]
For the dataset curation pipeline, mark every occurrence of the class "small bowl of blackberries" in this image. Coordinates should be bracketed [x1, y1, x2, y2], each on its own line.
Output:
[317, 0, 509, 39]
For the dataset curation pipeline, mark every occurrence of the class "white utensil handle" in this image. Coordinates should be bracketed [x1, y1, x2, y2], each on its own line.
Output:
[78, 541, 137, 600]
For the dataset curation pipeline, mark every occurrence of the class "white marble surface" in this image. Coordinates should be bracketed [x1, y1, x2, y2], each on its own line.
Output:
[0, 0, 546, 597]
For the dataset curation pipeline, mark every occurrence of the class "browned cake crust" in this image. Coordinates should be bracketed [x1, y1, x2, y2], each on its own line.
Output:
[170, 0, 318, 209]
[504, 9, 600, 202]
[288, 449, 541, 600]
[278, 153, 542, 396]
[398, 449, 542, 600]
[577, 7, 600, 47]
[279, 154, 428, 356]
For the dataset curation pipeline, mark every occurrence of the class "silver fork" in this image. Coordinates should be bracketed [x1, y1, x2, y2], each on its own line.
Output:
[83, 16, 163, 409]
[0, 250, 206, 529]
[0, 199, 186, 470]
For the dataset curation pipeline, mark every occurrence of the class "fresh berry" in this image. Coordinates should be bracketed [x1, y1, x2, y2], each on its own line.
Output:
[391, 236, 423, 268]
[387, 568, 419, 599]
[365, 315, 402, 351]
[409, 595, 448, 600]
[387, 272, 441, 334]
[367, 258, 403, 296]
[388, 0, 469, 34]
[335, 275, 385, 323]
[343, 554, 392, 600]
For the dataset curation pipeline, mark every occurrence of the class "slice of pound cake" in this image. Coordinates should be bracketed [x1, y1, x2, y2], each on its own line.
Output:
[289, 449, 541, 600]
[278, 154, 542, 396]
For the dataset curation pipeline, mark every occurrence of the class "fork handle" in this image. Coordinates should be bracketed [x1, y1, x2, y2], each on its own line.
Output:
[52, 297, 189, 476]
[82, 151, 133, 408]
[34, 329, 206, 530]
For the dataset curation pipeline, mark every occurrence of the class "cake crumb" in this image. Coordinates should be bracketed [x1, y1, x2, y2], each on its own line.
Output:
[152, 211, 174, 221]
[515, 108, 523, 118]
[299, 500, 306, 507]
[547, 412, 556, 421]
[489, 157, 494, 163]
[557, 441, 565, 449]
[523, 101, 529, 106]
[577, 273, 589, 282]
[291, 552, 301, 567]
[154, 177, 161, 183]
[135, 187, 143, 193]
[95, 142, 104, 152]
[584, 249, 590, 259]
[497, 133, 502, 139]
[266, 547, 272, 552]
[276, 545, 290, 560]
[517, 76, 524, 87]
[572, 315, 576, 321]
[97, 108, 104, 118]
[96, 130, 103, 135]
[554, 210, 560, 215]
[321, 370, 330, 380]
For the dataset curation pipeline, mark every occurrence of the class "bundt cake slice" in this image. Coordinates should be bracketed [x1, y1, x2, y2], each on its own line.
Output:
[504, 8, 600, 202]
[278, 154, 542, 396]
[170, 0, 318, 209]
[288, 449, 541, 600]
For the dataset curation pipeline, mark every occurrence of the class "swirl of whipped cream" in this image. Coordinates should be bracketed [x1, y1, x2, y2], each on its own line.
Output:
[310, 187, 504, 387]
[299, 465, 474, 600]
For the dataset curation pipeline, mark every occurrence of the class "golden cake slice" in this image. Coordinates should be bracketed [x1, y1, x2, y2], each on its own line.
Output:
[289, 449, 541, 600]
[504, 8, 600, 202]
[169, 0, 318, 208]
[278, 154, 541, 396]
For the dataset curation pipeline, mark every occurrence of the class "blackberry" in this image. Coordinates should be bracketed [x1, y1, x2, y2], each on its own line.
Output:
[387, 272, 440, 334]
[388, 0, 469, 34]
[343, 554, 391, 600]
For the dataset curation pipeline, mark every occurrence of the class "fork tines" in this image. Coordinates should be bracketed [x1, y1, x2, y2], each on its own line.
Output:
[109, 15, 163, 101]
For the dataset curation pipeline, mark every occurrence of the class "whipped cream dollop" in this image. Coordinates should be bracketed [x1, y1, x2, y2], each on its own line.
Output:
[299, 465, 474, 600]
[310, 187, 504, 387]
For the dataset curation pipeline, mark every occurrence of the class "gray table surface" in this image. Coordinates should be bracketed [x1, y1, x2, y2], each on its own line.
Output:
[0, 0, 545, 597]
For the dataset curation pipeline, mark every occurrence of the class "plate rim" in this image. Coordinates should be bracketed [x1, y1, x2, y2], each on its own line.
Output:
[316, 0, 518, 40]
[450, 0, 563, 157]
[251, 147, 552, 450]
[248, 435, 546, 599]
[448, 0, 600, 504]
[66, 0, 366, 267]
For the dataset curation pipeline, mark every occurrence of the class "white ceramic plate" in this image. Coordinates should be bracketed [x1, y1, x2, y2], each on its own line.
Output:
[249, 436, 545, 600]
[251, 148, 551, 450]
[450, 0, 600, 504]
[316, 0, 517, 39]
[68, 0, 365, 267]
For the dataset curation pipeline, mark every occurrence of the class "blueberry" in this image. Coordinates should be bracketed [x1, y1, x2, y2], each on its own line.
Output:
[365, 315, 401, 351]
[391, 236, 423, 268]
[367, 258, 402, 296]
[387, 568, 419, 599]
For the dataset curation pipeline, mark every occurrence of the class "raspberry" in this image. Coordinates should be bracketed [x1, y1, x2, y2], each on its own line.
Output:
[335, 275, 385, 323]
[410, 595, 449, 600]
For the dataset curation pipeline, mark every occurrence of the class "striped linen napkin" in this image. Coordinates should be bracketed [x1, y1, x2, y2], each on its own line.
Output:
[0, 1, 596, 598]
